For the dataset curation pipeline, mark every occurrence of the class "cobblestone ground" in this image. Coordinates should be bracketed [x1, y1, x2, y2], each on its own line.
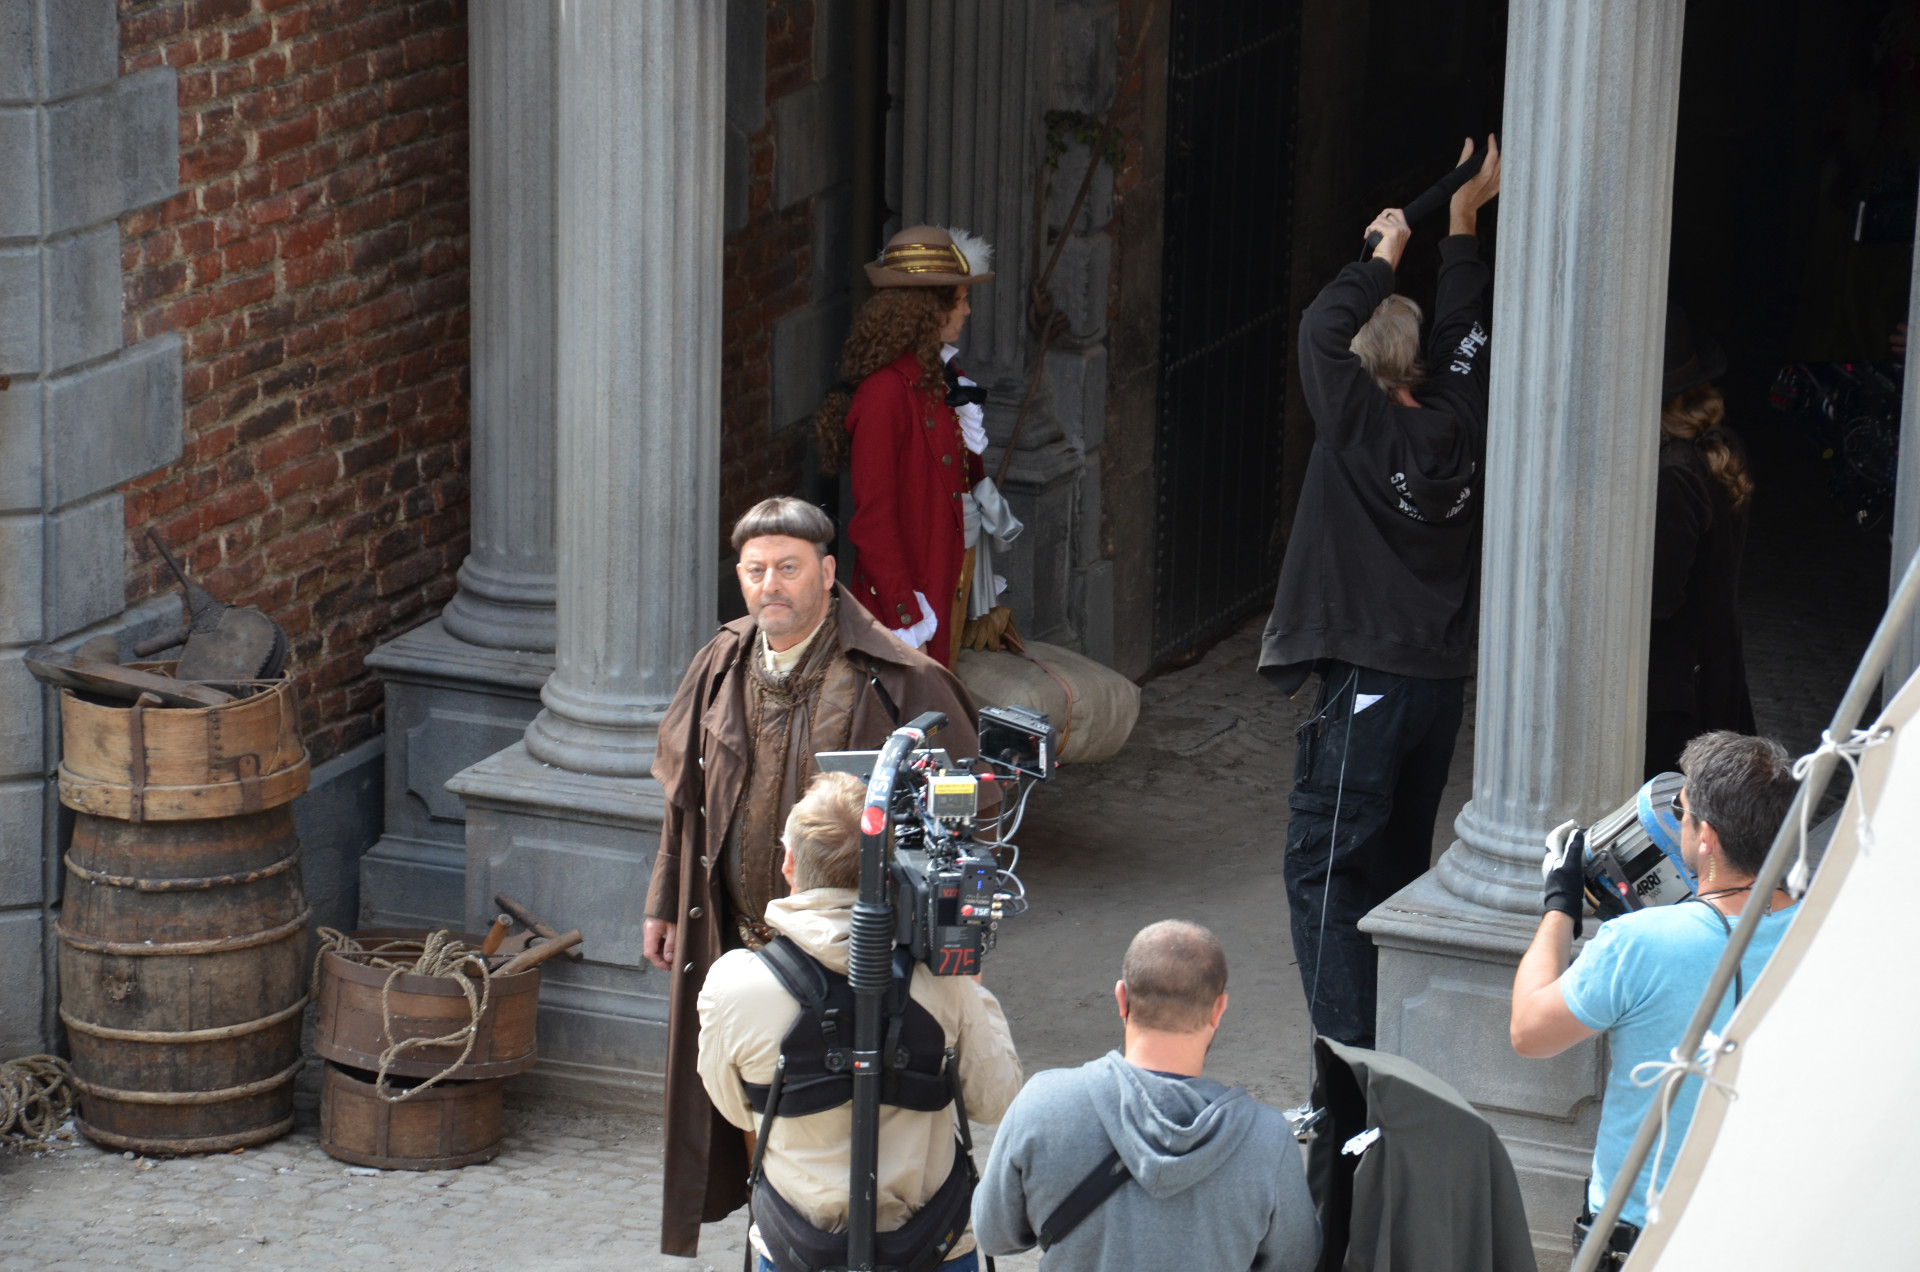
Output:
[0, 1108, 1038, 1272]
[0, 403, 1877, 1269]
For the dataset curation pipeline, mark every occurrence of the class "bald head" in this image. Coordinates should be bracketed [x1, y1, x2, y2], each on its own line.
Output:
[1121, 921, 1228, 1033]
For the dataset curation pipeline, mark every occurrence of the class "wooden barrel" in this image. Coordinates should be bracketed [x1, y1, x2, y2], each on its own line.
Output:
[319, 1061, 504, 1170]
[57, 665, 308, 821]
[313, 928, 540, 1080]
[57, 807, 310, 1154]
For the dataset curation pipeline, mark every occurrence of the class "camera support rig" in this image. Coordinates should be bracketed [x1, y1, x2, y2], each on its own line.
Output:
[831, 707, 1050, 1271]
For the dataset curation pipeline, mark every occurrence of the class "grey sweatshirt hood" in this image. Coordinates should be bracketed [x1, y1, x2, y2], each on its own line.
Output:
[1082, 1051, 1258, 1199]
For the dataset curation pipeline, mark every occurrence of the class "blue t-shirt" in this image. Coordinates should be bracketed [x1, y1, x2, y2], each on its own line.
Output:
[1560, 900, 1796, 1227]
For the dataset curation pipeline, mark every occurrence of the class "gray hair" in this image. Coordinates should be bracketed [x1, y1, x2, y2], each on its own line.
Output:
[730, 496, 834, 554]
[1679, 732, 1797, 877]
[1121, 920, 1227, 1033]
[1351, 294, 1425, 394]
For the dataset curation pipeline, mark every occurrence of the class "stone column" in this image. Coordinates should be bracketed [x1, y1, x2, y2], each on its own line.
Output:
[1359, 1, 1687, 1264]
[895, 1, 1086, 646]
[359, 0, 558, 929]
[1885, 175, 1920, 698]
[447, 0, 722, 1102]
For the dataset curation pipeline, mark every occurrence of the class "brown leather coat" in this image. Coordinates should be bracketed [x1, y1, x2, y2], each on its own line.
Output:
[645, 586, 985, 1256]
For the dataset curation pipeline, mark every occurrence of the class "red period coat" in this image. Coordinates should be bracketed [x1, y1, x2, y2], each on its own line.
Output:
[845, 349, 984, 667]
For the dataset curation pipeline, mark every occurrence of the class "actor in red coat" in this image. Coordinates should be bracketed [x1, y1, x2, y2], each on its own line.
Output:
[814, 225, 998, 667]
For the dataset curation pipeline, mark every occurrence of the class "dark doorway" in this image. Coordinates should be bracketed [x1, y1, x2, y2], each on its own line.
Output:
[1671, 0, 1916, 756]
[1149, 3, 1302, 664]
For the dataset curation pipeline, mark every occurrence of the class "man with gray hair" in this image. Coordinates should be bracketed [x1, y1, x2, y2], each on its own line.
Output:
[973, 921, 1320, 1269]
[645, 495, 986, 1257]
[1258, 137, 1501, 1050]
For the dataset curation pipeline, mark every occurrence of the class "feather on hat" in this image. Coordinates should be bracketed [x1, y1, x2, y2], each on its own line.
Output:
[866, 225, 995, 288]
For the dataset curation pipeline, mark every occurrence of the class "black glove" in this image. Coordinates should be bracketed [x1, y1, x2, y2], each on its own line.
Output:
[1541, 818, 1586, 939]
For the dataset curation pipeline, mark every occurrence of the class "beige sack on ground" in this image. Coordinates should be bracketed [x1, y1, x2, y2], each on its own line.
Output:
[954, 641, 1140, 764]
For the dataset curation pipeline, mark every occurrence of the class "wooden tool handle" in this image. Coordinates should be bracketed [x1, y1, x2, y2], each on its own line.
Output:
[495, 929, 583, 976]
[494, 893, 584, 962]
[480, 914, 512, 956]
[132, 624, 193, 658]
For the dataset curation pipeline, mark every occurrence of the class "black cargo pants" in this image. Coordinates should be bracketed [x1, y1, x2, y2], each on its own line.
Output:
[1284, 661, 1465, 1047]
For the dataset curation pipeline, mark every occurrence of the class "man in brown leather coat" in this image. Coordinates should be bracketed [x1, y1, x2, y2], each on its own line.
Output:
[643, 495, 986, 1256]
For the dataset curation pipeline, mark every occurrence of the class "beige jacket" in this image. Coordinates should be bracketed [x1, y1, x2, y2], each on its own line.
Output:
[697, 888, 1023, 1256]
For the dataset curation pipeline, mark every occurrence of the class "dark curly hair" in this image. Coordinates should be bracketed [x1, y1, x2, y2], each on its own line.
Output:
[812, 286, 960, 474]
[1661, 384, 1752, 510]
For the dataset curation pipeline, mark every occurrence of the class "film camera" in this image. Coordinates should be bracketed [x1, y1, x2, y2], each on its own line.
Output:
[1577, 771, 1697, 919]
[817, 704, 1054, 975]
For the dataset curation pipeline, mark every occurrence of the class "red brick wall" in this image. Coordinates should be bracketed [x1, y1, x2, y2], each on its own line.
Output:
[117, 0, 471, 765]
[719, 0, 815, 537]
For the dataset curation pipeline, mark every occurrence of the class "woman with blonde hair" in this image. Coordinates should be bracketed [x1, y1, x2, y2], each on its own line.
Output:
[1646, 307, 1756, 777]
[813, 225, 1018, 668]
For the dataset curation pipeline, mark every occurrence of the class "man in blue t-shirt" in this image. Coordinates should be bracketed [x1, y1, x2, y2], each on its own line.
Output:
[1509, 731, 1799, 1268]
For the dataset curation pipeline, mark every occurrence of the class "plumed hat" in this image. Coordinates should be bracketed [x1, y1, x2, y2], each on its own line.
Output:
[865, 225, 995, 288]
[1662, 303, 1726, 400]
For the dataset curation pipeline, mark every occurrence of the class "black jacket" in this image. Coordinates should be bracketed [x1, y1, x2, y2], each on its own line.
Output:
[1308, 1039, 1537, 1272]
[1259, 237, 1492, 691]
[1646, 437, 1755, 743]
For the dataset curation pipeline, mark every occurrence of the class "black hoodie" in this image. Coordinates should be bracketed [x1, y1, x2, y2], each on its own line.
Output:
[1258, 237, 1491, 691]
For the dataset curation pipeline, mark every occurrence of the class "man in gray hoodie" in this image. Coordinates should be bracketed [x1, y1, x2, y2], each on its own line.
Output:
[972, 921, 1320, 1270]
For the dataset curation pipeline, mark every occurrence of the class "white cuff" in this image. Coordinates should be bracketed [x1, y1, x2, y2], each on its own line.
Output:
[894, 591, 941, 651]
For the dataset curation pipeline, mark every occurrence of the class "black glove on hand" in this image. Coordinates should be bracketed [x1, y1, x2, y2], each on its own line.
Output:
[1542, 818, 1586, 939]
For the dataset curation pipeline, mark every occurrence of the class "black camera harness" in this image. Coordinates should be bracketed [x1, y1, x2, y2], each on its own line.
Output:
[742, 936, 987, 1272]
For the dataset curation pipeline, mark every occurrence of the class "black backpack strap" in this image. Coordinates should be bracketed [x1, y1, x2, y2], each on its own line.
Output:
[745, 937, 853, 1114]
[1038, 1148, 1131, 1252]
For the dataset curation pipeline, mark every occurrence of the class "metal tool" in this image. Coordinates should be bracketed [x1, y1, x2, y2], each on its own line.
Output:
[136, 529, 290, 685]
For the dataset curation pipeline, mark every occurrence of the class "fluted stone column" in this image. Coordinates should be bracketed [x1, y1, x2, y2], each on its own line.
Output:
[1359, 2, 1686, 1263]
[446, 0, 722, 1101]
[440, 0, 558, 653]
[360, 0, 559, 929]
[1886, 179, 1920, 697]
[896, 1, 1088, 646]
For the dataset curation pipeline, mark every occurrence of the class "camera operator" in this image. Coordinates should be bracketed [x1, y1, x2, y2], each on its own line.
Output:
[645, 496, 988, 1257]
[1510, 732, 1799, 1267]
[972, 921, 1319, 1270]
[698, 770, 1023, 1272]
[1258, 137, 1501, 1049]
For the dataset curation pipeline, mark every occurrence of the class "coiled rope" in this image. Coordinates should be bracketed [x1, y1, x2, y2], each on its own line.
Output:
[313, 928, 491, 1104]
[1, 1054, 77, 1149]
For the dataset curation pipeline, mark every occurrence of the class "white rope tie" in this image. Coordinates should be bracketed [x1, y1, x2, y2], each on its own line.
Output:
[1628, 1031, 1739, 1224]
[1786, 725, 1893, 897]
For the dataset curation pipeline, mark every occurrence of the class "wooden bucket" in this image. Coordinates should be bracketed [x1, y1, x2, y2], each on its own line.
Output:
[313, 928, 540, 1080]
[57, 664, 309, 821]
[57, 807, 309, 1155]
[319, 1062, 504, 1170]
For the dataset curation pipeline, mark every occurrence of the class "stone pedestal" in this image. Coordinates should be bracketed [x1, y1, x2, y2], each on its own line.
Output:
[1359, 1, 1686, 1266]
[446, 743, 667, 1103]
[360, 625, 550, 928]
[446, 0, 723, 1102]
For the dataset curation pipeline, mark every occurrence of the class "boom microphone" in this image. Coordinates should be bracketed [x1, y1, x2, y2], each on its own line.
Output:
[1360, 147, 1489, 261]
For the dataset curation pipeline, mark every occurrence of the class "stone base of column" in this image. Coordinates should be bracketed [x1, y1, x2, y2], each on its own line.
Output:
[1361, 870, 1603, 1272]
[360, 619, 553, 929]
[994, 436, 1086, 646]
[446, 741, 668, 1107]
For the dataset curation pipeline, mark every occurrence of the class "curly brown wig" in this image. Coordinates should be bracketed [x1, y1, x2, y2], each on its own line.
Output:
[1660, 384, 1753, 510]
[812, 286, 960, 474]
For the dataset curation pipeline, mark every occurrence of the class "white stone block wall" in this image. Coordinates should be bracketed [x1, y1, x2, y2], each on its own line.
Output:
[0, 0, 183, 1056]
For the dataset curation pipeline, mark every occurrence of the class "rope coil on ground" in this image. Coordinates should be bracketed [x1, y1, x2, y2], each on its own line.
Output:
[1, 1055, 77, 1149]
[312, 928, 492, 1105]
